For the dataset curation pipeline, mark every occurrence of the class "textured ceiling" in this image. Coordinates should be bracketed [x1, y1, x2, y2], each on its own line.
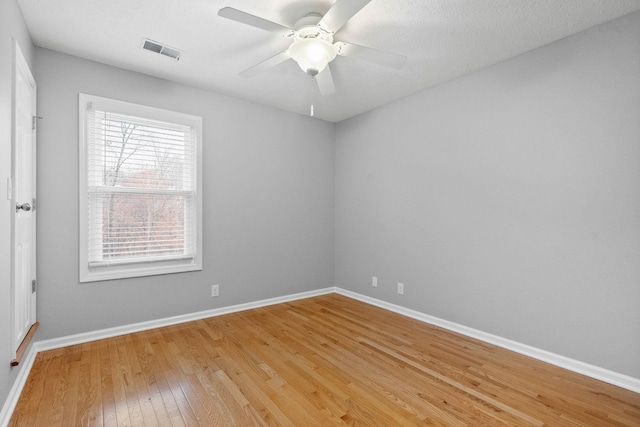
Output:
[17, 0, 640, 122]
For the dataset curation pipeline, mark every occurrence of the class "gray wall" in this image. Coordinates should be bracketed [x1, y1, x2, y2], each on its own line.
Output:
[335, 11, 640, 378]
[34, 48, 335, 340]
[0, 0, 35, 408]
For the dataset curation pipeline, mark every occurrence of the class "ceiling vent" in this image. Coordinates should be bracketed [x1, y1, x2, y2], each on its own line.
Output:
[141, 39, 181, 61]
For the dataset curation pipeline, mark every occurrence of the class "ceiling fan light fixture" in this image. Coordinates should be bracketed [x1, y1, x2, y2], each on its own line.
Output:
[288, 37, 337, 75]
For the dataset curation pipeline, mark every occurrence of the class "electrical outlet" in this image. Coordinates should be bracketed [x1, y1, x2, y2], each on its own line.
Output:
[372, 276, 378, 287]
[211, 284, 220, 297]
[397, 282, 404, 295]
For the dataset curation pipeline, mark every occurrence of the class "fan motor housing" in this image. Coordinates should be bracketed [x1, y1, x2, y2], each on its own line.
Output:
[294, 13, 333, 42]
[294, 13, 322, 30]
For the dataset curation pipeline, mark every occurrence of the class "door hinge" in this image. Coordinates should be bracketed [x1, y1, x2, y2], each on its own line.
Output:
[32, 279, 36, 293]
[32, 115, 42, 130]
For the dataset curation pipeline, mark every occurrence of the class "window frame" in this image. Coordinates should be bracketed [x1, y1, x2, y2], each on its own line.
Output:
[78, 93, 203, 282]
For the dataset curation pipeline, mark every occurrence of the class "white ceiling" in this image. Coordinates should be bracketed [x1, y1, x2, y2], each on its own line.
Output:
[17, 0, 640, 122]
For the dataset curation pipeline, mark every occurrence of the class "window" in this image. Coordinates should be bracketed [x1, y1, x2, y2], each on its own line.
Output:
[79, 94, 202, 282]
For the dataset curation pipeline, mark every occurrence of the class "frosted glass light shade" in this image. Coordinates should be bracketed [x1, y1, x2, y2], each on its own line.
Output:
[288, 38, 337, 75]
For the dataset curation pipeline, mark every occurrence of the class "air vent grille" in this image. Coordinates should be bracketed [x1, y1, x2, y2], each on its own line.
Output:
[141, 39, 181, 60]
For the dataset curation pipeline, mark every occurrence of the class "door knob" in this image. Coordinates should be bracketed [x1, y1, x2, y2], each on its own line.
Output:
[16, 202, 31, 212]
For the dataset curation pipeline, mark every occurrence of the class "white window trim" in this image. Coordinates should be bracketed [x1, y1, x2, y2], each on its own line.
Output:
[78, 93, 203, 282]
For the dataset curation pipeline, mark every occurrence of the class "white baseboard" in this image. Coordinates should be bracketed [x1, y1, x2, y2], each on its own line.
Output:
[335, 288, 640, 394]
[3, 285, 638, 427]
[0, 343, 38, 427]
[36, 287, 336, 352]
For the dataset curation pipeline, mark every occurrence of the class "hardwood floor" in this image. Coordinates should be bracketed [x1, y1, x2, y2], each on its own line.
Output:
[9, 294, 640, 426]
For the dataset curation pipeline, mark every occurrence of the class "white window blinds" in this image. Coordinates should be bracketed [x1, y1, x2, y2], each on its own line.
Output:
[79, 94, 202, 281]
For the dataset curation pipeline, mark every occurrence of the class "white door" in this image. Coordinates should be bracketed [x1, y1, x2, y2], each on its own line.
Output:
[11, 40, 37, 359]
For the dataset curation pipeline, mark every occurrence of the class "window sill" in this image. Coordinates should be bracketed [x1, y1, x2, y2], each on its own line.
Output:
[80, 258, 202, 283]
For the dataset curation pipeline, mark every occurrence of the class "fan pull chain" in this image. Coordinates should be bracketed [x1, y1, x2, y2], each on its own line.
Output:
[310, 75, 316, 118]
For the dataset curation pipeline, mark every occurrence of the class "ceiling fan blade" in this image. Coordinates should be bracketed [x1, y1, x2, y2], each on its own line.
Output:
[218, 7, 294, 36]
[239, 50, 291, 78]
[318, 0, 371, 34]
[336, 42, 407, 69]
[315, 65, 336, 96]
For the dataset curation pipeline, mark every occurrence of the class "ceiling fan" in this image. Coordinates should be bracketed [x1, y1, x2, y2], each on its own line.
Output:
[218, 0, 407, 96]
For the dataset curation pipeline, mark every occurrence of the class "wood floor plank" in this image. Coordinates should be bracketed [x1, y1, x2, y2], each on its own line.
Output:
[153, 329, 202, 426]
[47, 348, 72, 427]
[141, 335, 187, 427]
[75, 342, 103, 427]
[8, 352, 49, 427]
[106, 339, 132, 427]
[9, 294, 640, 426]
[59, 345, 83, 425]
[98, 340, 117, 427]
[129, 335, 173, 426]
